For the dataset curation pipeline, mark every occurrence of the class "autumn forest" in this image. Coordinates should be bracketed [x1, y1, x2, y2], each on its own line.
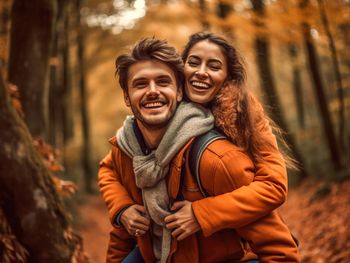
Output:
[0, 0, 350, 262]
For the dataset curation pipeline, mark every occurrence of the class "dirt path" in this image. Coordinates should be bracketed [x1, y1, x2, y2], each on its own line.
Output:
[77, 195, 111, 263]
[78, 180, 350, 262]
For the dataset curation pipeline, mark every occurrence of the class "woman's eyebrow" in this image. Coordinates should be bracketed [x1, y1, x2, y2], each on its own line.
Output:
[208, 59, 223, 65]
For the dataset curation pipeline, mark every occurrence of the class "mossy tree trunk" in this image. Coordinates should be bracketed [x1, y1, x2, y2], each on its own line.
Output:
[0, 72, 79, 262]
[8, 0, 56, 140]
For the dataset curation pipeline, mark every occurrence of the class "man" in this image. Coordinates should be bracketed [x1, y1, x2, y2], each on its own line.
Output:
[98, 38, 300, 262]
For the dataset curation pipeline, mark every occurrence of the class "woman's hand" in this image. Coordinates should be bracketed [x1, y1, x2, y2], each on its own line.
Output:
[164, 200, 201, 241]
[120, 204, 150, 236]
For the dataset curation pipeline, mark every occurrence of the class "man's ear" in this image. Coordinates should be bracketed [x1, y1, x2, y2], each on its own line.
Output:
[123, 91, 131, 107]
[176, 86, 183, 102]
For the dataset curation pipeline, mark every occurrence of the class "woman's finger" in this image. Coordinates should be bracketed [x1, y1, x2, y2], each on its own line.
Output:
[165, 221, 179, 230]
[171, 227, 183, 238]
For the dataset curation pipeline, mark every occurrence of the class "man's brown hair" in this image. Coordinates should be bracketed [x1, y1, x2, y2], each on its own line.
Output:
[115, 38, 184, 92]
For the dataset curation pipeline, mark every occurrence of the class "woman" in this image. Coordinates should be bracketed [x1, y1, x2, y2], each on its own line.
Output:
[99, 33, 299, 262]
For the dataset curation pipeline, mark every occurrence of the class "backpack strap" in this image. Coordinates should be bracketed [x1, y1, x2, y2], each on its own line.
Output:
[189, 129, 227, 197]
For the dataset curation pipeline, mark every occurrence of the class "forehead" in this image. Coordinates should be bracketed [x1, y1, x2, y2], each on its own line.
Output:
[128, 60, 176, 83]
[188, 40, 226, 62]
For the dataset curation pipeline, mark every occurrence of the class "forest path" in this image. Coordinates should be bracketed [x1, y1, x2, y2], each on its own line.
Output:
[77, 180, 350, 263]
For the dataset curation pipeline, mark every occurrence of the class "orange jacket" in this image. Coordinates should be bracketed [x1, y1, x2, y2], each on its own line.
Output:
[98, 137, 300, 262]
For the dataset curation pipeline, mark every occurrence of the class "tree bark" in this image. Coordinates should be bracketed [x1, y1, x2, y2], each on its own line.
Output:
[317, 0, 346, 151]
[300, 0, 342, 170]
[76, 0, 93, 193]
[0, 72, 79, 262]
[49, 0, 72, 147]
[198, 0, 210, 30]
[250, 0, 307, 176]
[288, 43, 305, 128]
[216, 0, 234, 39]
[8, 0, 56, 140]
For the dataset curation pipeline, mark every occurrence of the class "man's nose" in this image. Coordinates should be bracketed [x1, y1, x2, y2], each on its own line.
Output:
[146, 81, 160, 96]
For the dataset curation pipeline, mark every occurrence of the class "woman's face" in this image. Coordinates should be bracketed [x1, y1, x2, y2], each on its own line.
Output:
[184, 40, 228, 105]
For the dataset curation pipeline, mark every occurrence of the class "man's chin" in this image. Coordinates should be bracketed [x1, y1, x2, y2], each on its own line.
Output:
[139, 116, 172, 130]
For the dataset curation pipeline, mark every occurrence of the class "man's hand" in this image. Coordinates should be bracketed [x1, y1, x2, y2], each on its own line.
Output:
[164, 200, 201, 241]
[120, 205, 150, 236]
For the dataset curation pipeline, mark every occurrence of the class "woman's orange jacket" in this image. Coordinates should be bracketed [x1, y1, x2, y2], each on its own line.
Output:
[98, 136, 300, 262]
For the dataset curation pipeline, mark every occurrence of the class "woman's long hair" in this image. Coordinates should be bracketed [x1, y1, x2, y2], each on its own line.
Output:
[182, 32, 297, 169]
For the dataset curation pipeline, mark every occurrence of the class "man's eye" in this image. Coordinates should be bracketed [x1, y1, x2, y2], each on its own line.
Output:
[134, 82, 148, 88]
[157, 79, 171, 86]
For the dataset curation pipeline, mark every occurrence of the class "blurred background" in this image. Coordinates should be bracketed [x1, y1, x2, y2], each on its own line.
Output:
[0, 0, 350, 262]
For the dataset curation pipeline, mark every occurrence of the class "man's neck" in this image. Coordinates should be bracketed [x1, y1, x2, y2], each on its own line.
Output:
[136, 120, 166, 150]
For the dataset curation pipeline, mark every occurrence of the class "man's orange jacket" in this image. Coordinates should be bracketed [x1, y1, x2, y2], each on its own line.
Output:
[98, 135, 300, 262]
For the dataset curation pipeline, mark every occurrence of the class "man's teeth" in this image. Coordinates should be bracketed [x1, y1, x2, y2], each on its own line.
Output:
[144, 102, 164, 108]
[192, 81, 210, 88]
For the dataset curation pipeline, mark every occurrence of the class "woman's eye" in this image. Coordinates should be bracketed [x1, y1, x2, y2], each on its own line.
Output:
[209, 63, 221, 71]
[187, 61, 199, 67]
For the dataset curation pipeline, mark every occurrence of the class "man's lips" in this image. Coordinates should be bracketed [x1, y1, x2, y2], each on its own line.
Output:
[141, 100, 166, 109]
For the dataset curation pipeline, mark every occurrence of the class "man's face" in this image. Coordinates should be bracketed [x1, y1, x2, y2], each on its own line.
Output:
[124, 60, 183, 129]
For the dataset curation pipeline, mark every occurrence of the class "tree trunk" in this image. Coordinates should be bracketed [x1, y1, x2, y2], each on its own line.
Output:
[8, 0, 56, 139]
[0, 0, 12, 76]
[216, 0, 234, 38]
[300, 0, 342, 170]
[288, 43, 305, 128]
[76, 0, 93, 193]
[49, 0, 72, 148]
[198, 0, 210, 30]
[62, 5, 74, 144]
[317, 0, 346, 151]
[0, 72, 79, 262]
[250, 0, 307, 176]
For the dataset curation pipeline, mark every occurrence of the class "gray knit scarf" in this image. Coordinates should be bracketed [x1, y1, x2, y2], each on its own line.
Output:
[116, 102, 214, 262]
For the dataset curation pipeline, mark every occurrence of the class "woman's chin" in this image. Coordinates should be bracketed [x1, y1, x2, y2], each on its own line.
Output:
[187, 94, 211, 106]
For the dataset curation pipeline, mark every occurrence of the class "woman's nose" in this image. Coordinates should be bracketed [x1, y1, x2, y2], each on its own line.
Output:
[195, 65, 208, 79]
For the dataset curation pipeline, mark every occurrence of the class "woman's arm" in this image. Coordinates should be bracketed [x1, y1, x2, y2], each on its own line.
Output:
[192, 140, 286, 236]
[236, 211, 300, 262]
[98, 150, 136, 226]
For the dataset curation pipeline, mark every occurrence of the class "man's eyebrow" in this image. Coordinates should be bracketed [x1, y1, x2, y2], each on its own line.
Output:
[131, 77, 147, 83]
[157, 75, 172, 79]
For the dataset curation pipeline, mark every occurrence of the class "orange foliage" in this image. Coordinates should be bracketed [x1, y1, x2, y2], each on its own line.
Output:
[33, 138, 78, 197]
[64, 227, 90, 263]
[7, 83, 24, 118]
[0, 235, 29, 263]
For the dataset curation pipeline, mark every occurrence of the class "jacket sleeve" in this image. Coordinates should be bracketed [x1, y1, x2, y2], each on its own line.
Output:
[191, 143, 285, 236]
[236, 211, 300, 262]
[191, 147, 300, 262]
[106, 227, 136, 263]
[98, 150, 135, 226]
[191, 114, 287, 234]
